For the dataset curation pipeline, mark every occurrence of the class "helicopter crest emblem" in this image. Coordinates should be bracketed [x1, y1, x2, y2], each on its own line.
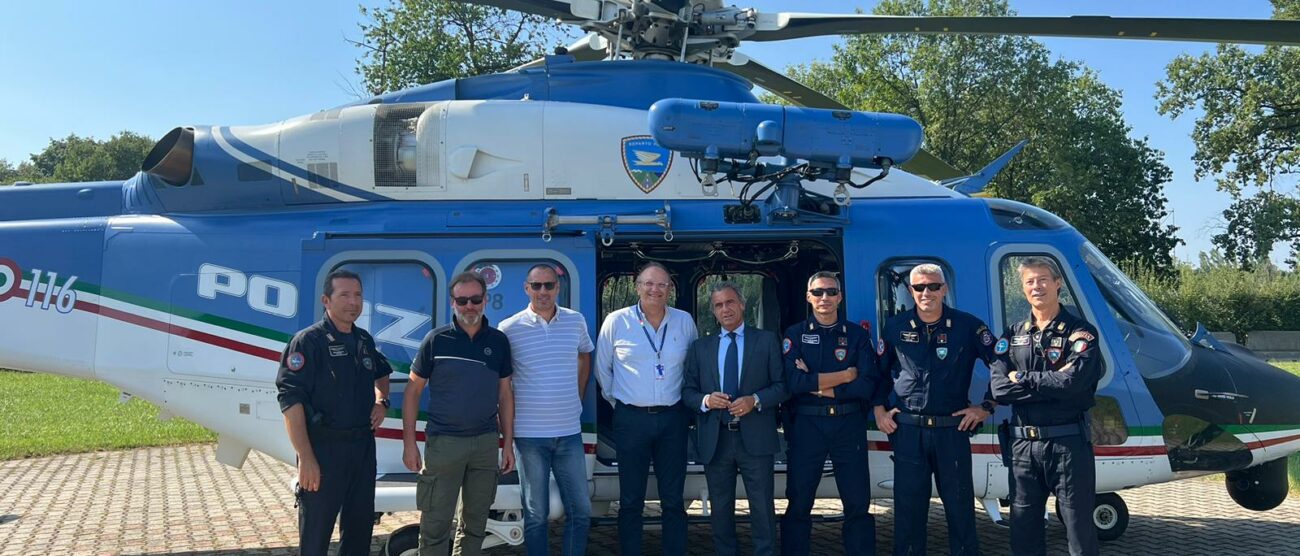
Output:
[621, 135, 674, 194]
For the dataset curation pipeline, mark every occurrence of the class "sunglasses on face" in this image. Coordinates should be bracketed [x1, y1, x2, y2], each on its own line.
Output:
[452, 295, 485, 306]
[910, 283, 945, 292]
[528, 281, 557, 291]
[809, 288, 841, 298]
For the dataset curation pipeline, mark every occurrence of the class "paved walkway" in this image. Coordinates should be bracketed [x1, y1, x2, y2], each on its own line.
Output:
[1, 445, 1298, 555]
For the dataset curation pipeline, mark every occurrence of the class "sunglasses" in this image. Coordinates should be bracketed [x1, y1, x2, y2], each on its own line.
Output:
[528, 281, 557, 291]
[809, 288, 841, 297]
[910, 283, 945, 292]
[452, 295, 485, 306]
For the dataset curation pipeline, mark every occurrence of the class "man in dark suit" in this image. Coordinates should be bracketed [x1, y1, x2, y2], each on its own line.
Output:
[683, 281, 789, 556]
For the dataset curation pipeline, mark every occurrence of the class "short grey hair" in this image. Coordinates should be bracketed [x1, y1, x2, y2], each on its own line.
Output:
[909, 263, 946, 284]
[806, 271, 840, 290]
[708, 280, 745, 304]
[1017, 257, 1062, 281]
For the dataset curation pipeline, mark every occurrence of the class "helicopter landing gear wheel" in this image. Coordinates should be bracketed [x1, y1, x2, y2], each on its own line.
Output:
[1053, 493, 1128, 541]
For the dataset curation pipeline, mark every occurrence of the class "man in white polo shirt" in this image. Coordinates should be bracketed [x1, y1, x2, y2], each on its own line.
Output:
[499, 263, 594, 556]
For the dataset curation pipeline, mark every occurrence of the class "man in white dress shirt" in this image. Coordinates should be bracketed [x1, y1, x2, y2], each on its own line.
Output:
[595, 261, 698, 556]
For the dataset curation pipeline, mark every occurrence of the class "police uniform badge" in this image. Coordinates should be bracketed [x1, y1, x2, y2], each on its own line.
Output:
[1046, 348, 1062, 363]
[834, 348, 847, 361]
[484, 347, 493, 356]
[877, 341, 886, 356]
[837, 336, 848, 346]
[362, 357, 375, 371]
[994, 338, 1009, 355]
[329, 344, 348, 357]
[287, 352, 305, 371]
[936, 333, 947, 344]
[1069, 330, 1094, 353]
[1051, 337, 1065, 348]
[1072, 340, 1089, 353]
[783, 338, 792, 354]
[901, 331, 920, 343]
[936, 347, 948, 360]
[979, 328, 994, 346]
[802, 334, 821, 344]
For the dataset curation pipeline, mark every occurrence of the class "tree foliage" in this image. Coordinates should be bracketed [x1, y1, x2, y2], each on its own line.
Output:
[1156, 0, 1300, 268]
[352, 0, 570, 96]
[787, 0, 1180, 272]
[1, 132, 154, 186]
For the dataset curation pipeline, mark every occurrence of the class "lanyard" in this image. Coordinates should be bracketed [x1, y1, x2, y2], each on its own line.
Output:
[635, 305, 669, 376]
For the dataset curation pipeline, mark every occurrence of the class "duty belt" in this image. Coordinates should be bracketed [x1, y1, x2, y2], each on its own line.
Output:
[895, 412, 964, 428]
[792, 403, 861, 417]
[1011, 422, 1086, 441]
[308, 425, 374, 441]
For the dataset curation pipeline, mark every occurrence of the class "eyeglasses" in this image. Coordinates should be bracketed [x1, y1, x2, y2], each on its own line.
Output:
[910, 283, 945, 292]
[452, 295, 485, 306]
[528, 281, 557, 291]
[808, 288, 841, 297]
[638, 281, 671, 291]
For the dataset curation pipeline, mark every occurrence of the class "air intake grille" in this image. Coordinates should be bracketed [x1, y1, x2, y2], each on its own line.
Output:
[374, 104, 426, 188]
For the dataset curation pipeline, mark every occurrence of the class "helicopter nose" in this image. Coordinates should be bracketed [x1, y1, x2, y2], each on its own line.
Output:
[1230, 358, 1300, 438]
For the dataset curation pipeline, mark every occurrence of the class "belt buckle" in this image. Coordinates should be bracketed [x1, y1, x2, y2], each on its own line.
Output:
[647, 406, 663, 414]
[1025, 426, 1040, 440]
[828, 405, 836, 416]
[726, 420, 740, 431]
[924, 416, 936, 427]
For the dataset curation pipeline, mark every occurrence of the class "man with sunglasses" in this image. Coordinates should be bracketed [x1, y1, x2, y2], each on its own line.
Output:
[402, 271, 515, 556]
[595, 261, 698, 556]
[781, 270, 880, 556]
[873, 263, 997, 556]
[499, 264, 594, 556]
[989, 257, 1103, 556]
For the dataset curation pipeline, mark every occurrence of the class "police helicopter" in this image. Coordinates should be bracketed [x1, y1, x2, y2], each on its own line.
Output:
[2, 1, 1300, 553]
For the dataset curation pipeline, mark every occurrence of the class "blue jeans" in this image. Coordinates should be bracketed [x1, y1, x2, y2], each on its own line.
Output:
[514, 433, 591, 556]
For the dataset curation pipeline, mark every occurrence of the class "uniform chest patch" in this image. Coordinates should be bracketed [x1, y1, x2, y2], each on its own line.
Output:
[901, 331, 920, 343]
[484, 347, 493, 356]
[783, 338, 792, 354]
[834, 348, 847, 361]
[287, 352, 305, 371]
[994, 338, 1009, 355]
[328, 344, 348, 357]
[936, 333, 947, 344]
[802, 334, 820, 344]
[1051, 337, 1065, 348]
[362, 357, 374, 371]
[1011, 335, 1030, 347]
[936, 347, 948, 360]
[838, 336, 848, 346]
[1046, 348, 1062, 363]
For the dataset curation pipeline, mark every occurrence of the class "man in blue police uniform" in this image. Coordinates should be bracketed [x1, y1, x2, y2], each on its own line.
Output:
[276, 269, 394, 556]
[873, 263, 996, 556]
[781, 270, 880, 556]
[990, 257, 1103, 556]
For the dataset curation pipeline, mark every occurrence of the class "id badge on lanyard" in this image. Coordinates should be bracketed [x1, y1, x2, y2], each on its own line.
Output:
[636, 306, 669, 381]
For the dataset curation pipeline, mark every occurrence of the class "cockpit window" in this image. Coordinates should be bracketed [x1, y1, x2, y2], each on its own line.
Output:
[998, 254, 1080, 327]
[1081, 242, 1190, 379]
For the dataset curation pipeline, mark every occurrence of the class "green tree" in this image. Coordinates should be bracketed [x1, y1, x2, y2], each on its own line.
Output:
[1156, 0, 1300, 268]
[8, 132, 154, 185]
[788, 0, 1180, 272]
[352, 0, 570, 96]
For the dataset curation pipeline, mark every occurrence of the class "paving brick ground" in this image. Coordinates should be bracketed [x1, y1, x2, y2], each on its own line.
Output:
[1, 445, 1298, 555]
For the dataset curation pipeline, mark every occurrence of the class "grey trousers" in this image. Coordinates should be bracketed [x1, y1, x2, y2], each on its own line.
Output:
[416, 432, 500, 556]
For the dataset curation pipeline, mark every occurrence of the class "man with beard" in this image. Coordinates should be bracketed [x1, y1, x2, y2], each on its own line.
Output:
[403, 271, 516, 556]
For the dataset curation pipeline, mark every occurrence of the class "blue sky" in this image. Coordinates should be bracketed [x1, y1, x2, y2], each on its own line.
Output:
[0, 0, 1280, 263]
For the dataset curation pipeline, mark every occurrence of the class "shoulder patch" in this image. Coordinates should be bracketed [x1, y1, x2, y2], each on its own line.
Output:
[287, 352, 305, 372]
[783, 338, 792, 354]
[859, 319, 872, 332]
[1069, 330, 1096, 343]
[1072, 339, 1090, 353]
[877, 340, 886, 356]
[980, 328, 994, 346]
[994, 338, 1009, 355]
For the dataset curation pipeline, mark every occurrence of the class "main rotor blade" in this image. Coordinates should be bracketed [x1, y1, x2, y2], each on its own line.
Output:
[750, 14, 1300, 46]
[723, 54, 965, 180]
[450, 0, 591, 21]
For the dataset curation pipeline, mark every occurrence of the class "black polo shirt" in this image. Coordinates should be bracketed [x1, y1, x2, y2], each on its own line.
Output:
[411, 317, 513, 437]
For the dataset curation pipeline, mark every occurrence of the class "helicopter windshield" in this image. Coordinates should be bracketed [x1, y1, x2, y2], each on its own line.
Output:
[1081, 242, 1190, 379]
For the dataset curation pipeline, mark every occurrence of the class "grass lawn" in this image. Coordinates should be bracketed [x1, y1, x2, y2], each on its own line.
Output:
[1269, 362, 1300, 493]
[0, 370, 214, 460]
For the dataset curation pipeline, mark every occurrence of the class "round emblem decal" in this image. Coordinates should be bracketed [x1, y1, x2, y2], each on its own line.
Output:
[994, 339, 1009, 355]
[484, 346, 493, 356]
[981, 330, 994, 346]
[782, 338, 792, 354]
[0, 258, 20, 302]
[287, 352, 305, 371]
[474, 264, 503, 290]
[362, 357, 374, 371]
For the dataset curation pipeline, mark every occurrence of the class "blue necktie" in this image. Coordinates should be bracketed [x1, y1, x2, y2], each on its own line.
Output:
[723, 331, 740, 398]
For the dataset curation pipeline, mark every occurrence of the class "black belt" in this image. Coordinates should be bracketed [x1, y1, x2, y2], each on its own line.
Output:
[895, 412, 963, 428]
[792, 403, 861, 417]
[309, 425, 373, 441]
[617, 402, 677, 414]
[1011, 422, 1085, 440]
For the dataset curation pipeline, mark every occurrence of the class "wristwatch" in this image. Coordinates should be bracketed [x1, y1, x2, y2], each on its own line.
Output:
[378, 398, 391, 408]
[979, 400, 996, 414]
